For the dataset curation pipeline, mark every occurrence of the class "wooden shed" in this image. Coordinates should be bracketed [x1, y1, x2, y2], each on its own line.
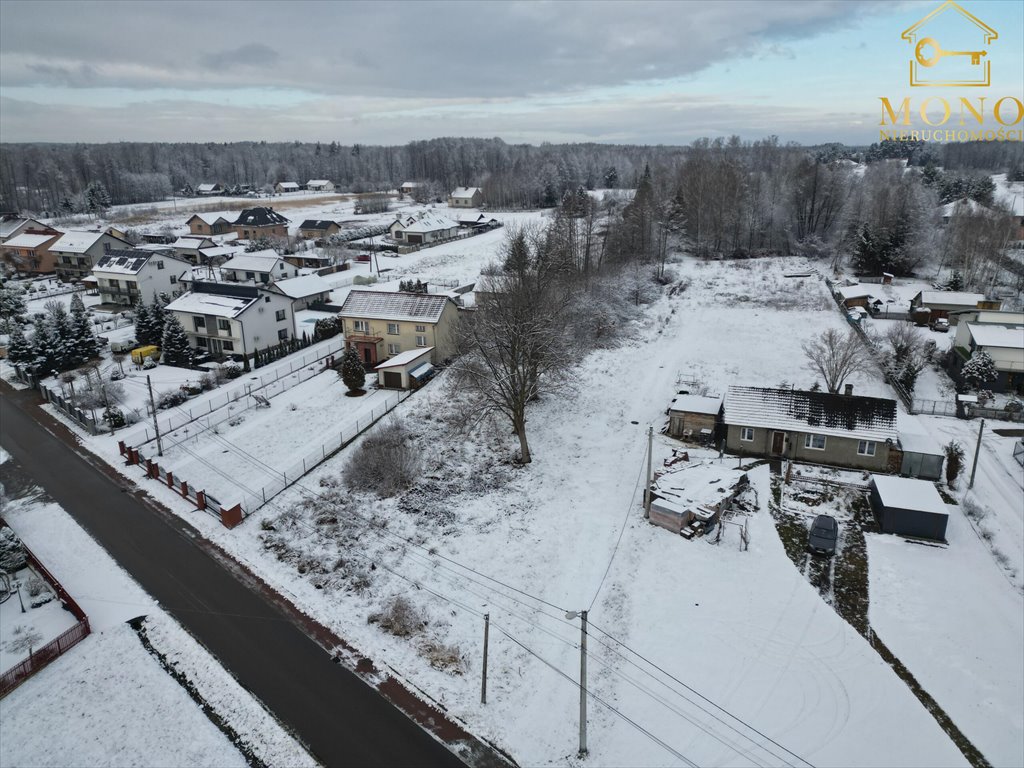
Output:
[869, 475, 949, 541]
[667, 394, 722, 443]
[374, 347, 434, 390]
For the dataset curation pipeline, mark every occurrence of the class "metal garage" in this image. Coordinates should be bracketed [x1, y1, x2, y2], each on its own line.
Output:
[869, 474, 949, 541]
[374, 347, 434, 390]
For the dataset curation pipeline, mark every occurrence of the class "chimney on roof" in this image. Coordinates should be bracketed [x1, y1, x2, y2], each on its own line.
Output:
[844, 384, 853, 397]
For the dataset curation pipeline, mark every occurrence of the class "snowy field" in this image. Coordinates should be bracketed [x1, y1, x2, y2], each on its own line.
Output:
[0, 454, 315, 768]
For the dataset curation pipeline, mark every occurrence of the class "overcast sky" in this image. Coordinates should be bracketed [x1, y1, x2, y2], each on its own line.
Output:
[1, 0, 1021, 146]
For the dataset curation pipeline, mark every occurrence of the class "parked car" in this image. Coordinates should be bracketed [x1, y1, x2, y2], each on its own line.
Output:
[930, 318, 949, 332]
[807, 515, 838, 556]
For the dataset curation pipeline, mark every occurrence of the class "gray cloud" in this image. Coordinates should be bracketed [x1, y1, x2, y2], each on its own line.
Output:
[25, 62, 99, 88]
[200, 43, 279, 70]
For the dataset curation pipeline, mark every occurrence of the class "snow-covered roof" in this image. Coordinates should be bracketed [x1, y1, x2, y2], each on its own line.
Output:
[899, 432, 942, 456]
[340, 290, 451, 323]
[222, 252, 284, 273]
[196, 183, 221, 192]
[276, 182, 300, 190]
[836, 284, 874, 300]
[916, 291, 985, 307]
[235, 207, 289, 226]
[669, 394, 723, 415]
[199, 245, 244, 259]
[449, 187, 482, 199]
[51, 230, 115, 253]
[298, 219, 339, 231]
[400, 181, 420, 188]
[653, 462, 747, 511]
[306, 179, 331, 187]
[271, 274, 331, 299]
[871, 475, 947, 516]
[94, 248, 190, 276]
[187, 211, 236, 225]
[3, 232, 58, 248]
[724, 385, 898, 443]
[974, 310, 1024, 325]
[940, 198, 991, 218]
[0, 218, 30, 238]
[391, 212, 458, 234]
[166, 291, 256, 319]
[965, 322, 1024, 350]
[173, 236, 214, 249]
[375, 347, 433, 369]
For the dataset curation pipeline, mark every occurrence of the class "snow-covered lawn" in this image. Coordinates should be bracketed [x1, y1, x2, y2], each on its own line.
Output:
[0, 563, 79, 669]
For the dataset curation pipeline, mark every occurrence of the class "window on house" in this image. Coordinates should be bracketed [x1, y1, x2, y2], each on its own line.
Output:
[218, 319, 230, 331]
[156, 261, 164, 270]
[277, 329, 288, 341]
[103, 243, 111, 252]
[196, 337, 207, 347]
[387, 323, 400, 335]
[740, 427, 754, 442]
[260, 274, 269, 283]
[193, 316, 206, 330]
[857, 440, 876, 456]
[804, 434, 827, 450]
[387, 343, 401, 355]
[246, 272, 255, 281]
[415, 335, 427, 347]
[353, 320, 367, 332]
[264, 296, 270, 303]
[415, 325, 426, 333]
[275, 309, 286, 322]
[170, 275, 177, 284]
[223, 341, 234, 351]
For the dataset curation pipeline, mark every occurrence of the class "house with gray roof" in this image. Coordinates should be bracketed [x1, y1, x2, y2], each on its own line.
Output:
[723, 385, 898, 471]
[338, 289, 459, 366]
[51, 228, 132, 282]
[92, 248, 191, 308]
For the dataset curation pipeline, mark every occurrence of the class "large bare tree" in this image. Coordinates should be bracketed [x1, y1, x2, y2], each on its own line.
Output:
[802, 328, 869, 394]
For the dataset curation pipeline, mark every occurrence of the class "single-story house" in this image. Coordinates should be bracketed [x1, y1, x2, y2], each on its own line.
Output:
[51, 229, 132, 283]
[221, 251, 298, 284]
[187, 211, 236, 236]
[195, 183, 225, 196]
[171, 235, 216, 263]
[910, 290, 1000, 324]
[835, 284, 875, 309]
[232, 207, 290, 240]
[297, 219, 342, 240]
[0, 216, 53, 244]
[667, 394, 723, 442]
[389, 212, 458, 246]
[306, 180, 334, 192]
[448, 187, 483, 208]
[267, 274, 332, 311]
[284, 251, 332, 270]
[165, 281, 295, 361]
[274, 181, 300, 194]
[648, 462, 748, 537]
[950, 317, 1024, 394]
[723, 385, 898, 472]
[338, 289, 459, 366]
[375, 347, 435, 390]
[92, 248, 190, 308]
[1, 230, 62, 275]
[869, 475, 949, 541]
[399, 181, 420, 195]
[939, 197, 992, 225]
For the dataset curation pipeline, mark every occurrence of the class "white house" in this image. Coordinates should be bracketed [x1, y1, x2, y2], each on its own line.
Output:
[399, 181, 420, 195]
[92, 248, 191, 308]
[306, 180, 335, 192]
[195, 183, 225, 196]
[952, 311, 1024, 393]
[51, 229, 132, 283]
[267, 274, 333, 311]
[165, 282, 295, 361]
[447, 187, 483, 208]
[220, 251, 299, 284]
[388, 212, 459, 246]
[275, 181, 300, 194]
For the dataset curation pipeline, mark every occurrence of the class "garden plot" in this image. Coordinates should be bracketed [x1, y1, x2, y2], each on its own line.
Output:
[0, 562, 79, 670]
[157, 368, 392, 508]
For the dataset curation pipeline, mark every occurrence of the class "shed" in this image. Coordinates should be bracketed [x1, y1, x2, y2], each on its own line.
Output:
[667, 394, 722, 442]
[898, 432, 944, 481]
[374, 347, 434, 390]
[649, 462, 747, 537]
[869, 475, 949, 541]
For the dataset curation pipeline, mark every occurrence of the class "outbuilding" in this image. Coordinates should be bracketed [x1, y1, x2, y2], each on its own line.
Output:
[667, 394, 722, 443]
[869, 475, 949, 541]
[374, 347, 434, 390]
[898, 432, 944, 481]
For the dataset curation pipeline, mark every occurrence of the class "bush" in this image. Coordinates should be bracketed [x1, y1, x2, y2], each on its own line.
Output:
[944, 440, 965, 488]
[103, 406, 126, 429]
[0, 527, 27, 573]
[158, 390, 188, 410]
[343, 419, 419, 497]
[419, 639, 467, 674]
[368, 596, 425, 637]
[223, 362, 243, 380]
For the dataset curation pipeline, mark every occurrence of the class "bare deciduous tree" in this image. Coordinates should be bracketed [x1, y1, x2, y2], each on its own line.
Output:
[802, 328, 869, 394]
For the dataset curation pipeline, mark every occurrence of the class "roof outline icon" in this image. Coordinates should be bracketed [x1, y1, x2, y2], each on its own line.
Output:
[901, 1, 997, 87]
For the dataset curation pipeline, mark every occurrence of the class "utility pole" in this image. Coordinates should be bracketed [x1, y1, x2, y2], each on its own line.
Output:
[644, 425, 653, 519]
[968, 418, 984, 490]
[579, 609, 588, 758]
[481, 613, 489, 705]
[147, 374, 163, 456]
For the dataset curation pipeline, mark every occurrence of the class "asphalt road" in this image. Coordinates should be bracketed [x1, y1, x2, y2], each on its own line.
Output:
[0, 388, 467, 768]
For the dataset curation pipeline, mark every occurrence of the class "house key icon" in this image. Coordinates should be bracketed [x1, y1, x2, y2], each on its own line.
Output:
[915, 37, 987, 66]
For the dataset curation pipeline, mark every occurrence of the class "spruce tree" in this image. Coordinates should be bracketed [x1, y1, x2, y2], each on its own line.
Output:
[0, 284, 27, 331]
[45, 302, 75, 372]
[161, 315, 193, 368]
[149, 294, 167, 343]
[961, 350, 998, 391]
[339, 348, 366, 393]
[69, 294, 99, 364]
[133, 299, 156, 347]
[5, 322, 33, 366]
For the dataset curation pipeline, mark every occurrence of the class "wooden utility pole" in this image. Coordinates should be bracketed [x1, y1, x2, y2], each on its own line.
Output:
[481, 613, 489, 705]
[968, 418, 984, 489]
[644, 425, 653, 519]
[579, 609, 588, 758]
[147, 374, 163, 456]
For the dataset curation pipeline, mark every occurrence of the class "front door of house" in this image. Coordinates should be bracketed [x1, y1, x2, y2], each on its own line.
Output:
[771, 431, 786, 456]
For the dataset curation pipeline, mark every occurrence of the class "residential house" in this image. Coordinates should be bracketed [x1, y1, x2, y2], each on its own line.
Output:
[297, 219, 342, 240]
[910, 290, 1000, 324]
[399, 181, 420, 196]
[92, 248, 190, 308]
[338, 289, 459, 366]
[220, 251, 298, 284]
[723, 385, 898, 472]
[306, 180, 334, 192]
[267, 274, 332, 311]
[869, 475, 949, 541]
[1, 230, 62, 275]
[171, 235, 216, 263]
[667, 394, 723, 443]
[374, 347, 435, 390]
[51, 229, 132, 283]
[198, 244, 245, 266]
[388, 212, 458, 246]
[0, 216, 53, 244]
[186, 211, 237, 236]
[232, 207, 290, 240]
[274, 181, 300, 194]
[195, 183, 225, 196]
[457, 213, 500, 229]
[834, 284, 876, 309]
[950, 311, 1024, 393]
[939, 197, 991, 225]
[165, 281, 295, 361]
[447, 187, 483, 208]
[284, 251, 333, 270]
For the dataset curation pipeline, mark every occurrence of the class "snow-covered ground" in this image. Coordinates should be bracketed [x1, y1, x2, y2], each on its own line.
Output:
[0, 454, 315, 768]
[0, 560, 79, 669]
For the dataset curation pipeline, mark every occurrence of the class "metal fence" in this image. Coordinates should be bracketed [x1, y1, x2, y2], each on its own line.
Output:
[0, 621, 90, 697]
[40, 386, 100, 434]
[124, 337, 345, 447]
[912, 398, 1024, 422]
[237, 388, 412, 515]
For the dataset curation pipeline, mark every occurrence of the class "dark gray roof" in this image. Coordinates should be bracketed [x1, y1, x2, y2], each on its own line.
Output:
[235, 207, 290, 227]
[339, 290, 451, 323]
[299, 219, 338, 230]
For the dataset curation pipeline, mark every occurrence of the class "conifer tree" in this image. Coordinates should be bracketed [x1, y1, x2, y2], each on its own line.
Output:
[961, 350, 998, 391]
[161, 315, 193, 368]
[69, 294, 99, 364]
[5, 322, 33, 367]
[339, 348, 366, 393]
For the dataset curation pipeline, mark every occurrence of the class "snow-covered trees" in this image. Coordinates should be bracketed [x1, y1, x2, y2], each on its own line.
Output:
[339, 348, 366, 393]
[0, 285, 27, 331]
[133, 298, 161, 348]
[5, 322, 33, 366]
[161, 315, 192, 368]
[802, 328, 869, 394]
[84, 181, 111, 214]
[879, 323, 927, 395]
[961, 350, 998, 391]
[68, 294, 99, 363]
